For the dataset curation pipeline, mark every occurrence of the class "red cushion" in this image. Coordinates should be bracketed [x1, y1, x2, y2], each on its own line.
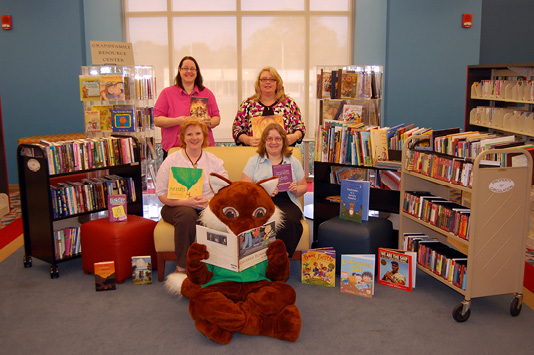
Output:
[81, 215, 157, 283]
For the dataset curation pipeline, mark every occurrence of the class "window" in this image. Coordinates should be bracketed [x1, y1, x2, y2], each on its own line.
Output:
[124, 0, 352, 142]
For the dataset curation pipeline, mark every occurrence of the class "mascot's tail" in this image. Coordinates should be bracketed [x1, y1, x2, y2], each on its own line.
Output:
[164, 272, 187, 297]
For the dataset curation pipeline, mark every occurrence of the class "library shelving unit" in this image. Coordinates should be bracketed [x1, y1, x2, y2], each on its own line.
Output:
[399, 135, 532, 322]
[465, 63, 534, 137]
[17, 136, 143, 278]
[80, 65, 157, 191]
[465, 63, 534, 248]
[312, 65, 401, 243]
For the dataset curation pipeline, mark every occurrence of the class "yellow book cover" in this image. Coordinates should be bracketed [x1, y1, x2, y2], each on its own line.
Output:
[251, 115, 284, 138]
[167, 167, 203, 199]
[99, 74, 125, 101]
[79, 75, 101, 101]
[301, 247, 336, 287]
[92, 105, 114, 132]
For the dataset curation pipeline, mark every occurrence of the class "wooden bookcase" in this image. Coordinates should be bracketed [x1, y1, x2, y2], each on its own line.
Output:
[399, 135, 532, 321]
[17, 136, 143, 278]
[313, 160, 400, 245]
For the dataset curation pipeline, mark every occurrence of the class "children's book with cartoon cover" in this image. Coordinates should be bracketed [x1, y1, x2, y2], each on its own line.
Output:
[340, 254, 375, 298]
[196, 221, 276, 272]
[301, 247, 336, 287]
[167, 167, 203, 199]
[339, 178, 370, 223]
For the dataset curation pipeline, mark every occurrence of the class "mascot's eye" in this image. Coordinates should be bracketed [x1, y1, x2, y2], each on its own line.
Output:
[252, 207, 267, 219]
[222, 207, 239, 219]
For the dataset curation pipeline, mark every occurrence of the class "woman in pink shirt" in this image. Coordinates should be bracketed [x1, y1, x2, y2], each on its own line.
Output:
[154, 56, 221, 157]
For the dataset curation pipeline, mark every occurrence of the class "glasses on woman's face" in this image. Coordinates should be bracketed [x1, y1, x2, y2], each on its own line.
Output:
[180, 67, 197, 72]
[266, 137, 283, 142]
[259, 78, 276, 83]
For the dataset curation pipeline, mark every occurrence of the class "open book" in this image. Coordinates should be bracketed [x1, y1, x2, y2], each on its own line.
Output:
[196, 221, 276, 272]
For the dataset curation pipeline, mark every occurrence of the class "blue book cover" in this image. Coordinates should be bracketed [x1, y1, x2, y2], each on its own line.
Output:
[111, 106, 136, 132]
[339, 178, 370, 223]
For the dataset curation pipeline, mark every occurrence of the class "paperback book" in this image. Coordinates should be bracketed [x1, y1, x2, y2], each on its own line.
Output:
[94, 261, 116, 291]
[92, 105, 114, 132]
[107, 194, 127, 222]
[272, 163, 292, 192]
[84, 110, 101, 133]
[167, 167, 203, 199]
[377, 248, 416, 292]
[301, 247, 336, 287]
[339, 178, 370, 223]
[79, 75, 101, 101]
[340, 254, 375, 298]
[251, 115, 285, 138]
[195, 222, 276, 272]
[132, 256, 152, 285]
[342, 104, 363, 124]
[99, 74, 125, 101]
[190, 96, 209, 120]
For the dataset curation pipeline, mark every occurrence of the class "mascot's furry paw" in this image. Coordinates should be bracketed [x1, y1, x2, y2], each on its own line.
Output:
[164, 272, 187, 297]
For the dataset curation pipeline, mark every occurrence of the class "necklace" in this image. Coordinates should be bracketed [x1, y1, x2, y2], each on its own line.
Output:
[184, 149, 202, 168]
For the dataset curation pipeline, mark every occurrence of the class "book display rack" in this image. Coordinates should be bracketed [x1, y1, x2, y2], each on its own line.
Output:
[399, 135, 532, 322]
[80, 65, 157, 192]
[312, 65, 400, 242]
[17, 135, 143, 278]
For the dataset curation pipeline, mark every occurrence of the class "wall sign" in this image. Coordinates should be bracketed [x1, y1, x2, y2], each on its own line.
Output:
[90, 41, 135, 66]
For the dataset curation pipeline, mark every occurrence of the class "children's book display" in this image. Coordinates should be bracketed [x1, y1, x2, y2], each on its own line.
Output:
[272, 164, 292, 192]
[377, 248, 416, 292]
[167, 167, 203, 199]
[340, 254, 375, 298]
[94, 261, 116, 291]
[132, 256, 152, 285]
[339, 178, 370, 223]
[195, 222, 276, 272]
[301, 247, 336, 287]
[108, 194, 127, 222]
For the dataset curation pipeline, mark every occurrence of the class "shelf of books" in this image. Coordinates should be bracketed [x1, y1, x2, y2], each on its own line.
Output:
[79, 65, 157, 192]
[17, 135, 143, 278]
[399, 134, 532, 322]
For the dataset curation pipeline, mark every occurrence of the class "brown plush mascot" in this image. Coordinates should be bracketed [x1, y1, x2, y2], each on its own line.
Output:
[165, 173, 301, 344]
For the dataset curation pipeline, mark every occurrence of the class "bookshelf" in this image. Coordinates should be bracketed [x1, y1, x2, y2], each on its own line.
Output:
[399, 135, 531, 321]
[17, 136, 143, 278]
[80, 65, 157, 192]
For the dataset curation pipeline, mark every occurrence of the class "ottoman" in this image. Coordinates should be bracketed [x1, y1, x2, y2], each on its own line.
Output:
[81, 215, 158, 283]
[316, 217, 396, 274]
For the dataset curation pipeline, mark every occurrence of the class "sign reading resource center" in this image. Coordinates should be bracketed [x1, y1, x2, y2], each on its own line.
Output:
[90, 41, 135, 65]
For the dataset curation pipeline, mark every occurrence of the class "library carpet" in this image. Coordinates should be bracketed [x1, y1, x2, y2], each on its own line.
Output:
[0, 186, 23, 263]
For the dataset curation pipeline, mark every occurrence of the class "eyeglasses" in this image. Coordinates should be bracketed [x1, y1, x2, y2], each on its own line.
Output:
[180, 67, 197, 72]
[259, 78, 276, 83]
[266, 137, 283, 142]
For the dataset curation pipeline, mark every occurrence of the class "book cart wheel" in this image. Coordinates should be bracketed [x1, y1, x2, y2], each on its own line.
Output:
[510, 294, 523, 317]
[23, 255, 32, 268]
[49, 265, 59, 279]
[452, 301, 471, 322]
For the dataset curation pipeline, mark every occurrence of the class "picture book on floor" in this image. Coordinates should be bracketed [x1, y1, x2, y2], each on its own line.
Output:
[340, 254, 375, 298]
[94, 261, 116, 291]
[251, 115, 284, 138]
[339, 178, 370, 223]
[190, 96, 209, 120]
[195, 221, 276, 272]
[301, 247, 336, 287]
[167, 167, 203, 199]
[272, 163, 292, 192]
[107, 194, 127, 222]
[132, 256, 152, 285]
[377, 248, 416, 292]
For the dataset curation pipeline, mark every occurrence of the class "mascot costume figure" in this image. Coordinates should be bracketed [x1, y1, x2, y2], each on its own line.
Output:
[165, 173, 302, 344]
